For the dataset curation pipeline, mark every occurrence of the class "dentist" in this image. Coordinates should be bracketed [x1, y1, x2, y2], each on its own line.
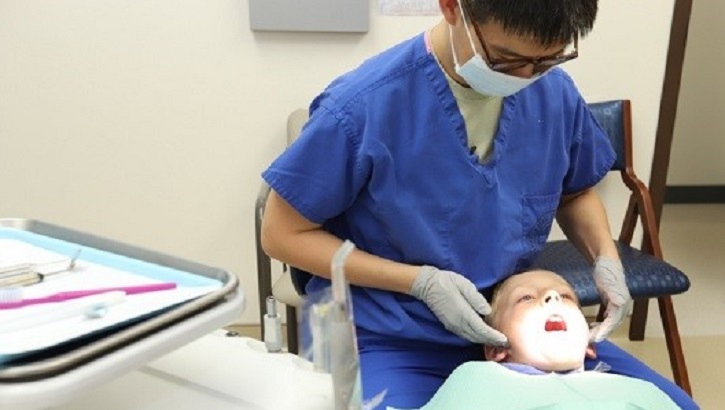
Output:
[261, 1, 697, 409]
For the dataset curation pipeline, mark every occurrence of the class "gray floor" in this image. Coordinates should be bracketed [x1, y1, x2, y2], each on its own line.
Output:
[230, 204, 725, 409]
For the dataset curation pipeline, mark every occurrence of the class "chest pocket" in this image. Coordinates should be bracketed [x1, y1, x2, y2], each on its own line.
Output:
[516, 192, 561, 272]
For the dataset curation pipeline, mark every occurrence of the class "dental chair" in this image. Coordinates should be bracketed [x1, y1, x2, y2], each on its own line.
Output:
[255, 100, 692, 395]
[255, 108, 308, 354]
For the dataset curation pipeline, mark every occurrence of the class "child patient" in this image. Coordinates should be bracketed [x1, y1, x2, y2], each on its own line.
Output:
[483, 269, 594, 374]
[401, 270, 681, 410]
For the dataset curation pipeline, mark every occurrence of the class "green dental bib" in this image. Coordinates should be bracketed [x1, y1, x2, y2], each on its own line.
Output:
[391, 362, 680, 410]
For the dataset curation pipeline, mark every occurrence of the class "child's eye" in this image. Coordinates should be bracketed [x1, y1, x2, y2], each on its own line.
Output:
[561, 293, 574, 300]
[517, 295, 534, 303]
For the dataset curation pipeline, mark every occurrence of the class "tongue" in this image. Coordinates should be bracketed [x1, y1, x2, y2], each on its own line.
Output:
[545, 320, 567, 331]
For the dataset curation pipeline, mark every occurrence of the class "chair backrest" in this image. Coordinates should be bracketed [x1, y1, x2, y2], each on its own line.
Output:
[285, 109, 314, 295]
[587, 100, 631, 172]
[287, 108, 308, 145]
[586, 100, 660, 252]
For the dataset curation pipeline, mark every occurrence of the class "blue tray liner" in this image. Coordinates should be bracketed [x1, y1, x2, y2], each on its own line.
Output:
[0, 228, 224, 366]
[0, 228, 221, 288]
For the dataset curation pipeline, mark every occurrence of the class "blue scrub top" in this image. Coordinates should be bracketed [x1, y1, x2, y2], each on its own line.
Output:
[262, 33, 615, 347]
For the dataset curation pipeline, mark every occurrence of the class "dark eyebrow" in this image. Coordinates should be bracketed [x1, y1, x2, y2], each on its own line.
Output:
[490, 44, 527, 59]
[489, 44, 569, 60]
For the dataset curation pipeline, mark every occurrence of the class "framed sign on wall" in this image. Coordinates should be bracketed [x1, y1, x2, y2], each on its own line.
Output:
[249, 0, 369, 33]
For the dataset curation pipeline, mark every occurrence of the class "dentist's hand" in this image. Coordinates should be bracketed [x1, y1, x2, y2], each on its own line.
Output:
[410, 266, 508, 346]
[590, 256, 632, 342]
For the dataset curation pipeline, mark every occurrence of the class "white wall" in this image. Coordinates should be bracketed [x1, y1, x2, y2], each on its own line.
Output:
[668, 1, 725, 185]
[0, 0, 674, 324]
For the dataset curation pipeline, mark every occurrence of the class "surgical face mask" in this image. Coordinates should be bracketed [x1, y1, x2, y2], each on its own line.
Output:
[450, 4, 543, 97]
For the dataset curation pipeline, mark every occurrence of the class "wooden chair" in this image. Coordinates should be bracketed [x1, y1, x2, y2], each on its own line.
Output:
[533, 99, 691, 394]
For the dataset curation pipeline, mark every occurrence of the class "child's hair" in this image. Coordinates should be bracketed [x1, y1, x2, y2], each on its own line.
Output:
[484, 280, 507, 328]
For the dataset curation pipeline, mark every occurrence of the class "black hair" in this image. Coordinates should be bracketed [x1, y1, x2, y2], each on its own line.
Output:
[466, 0, 598, 46]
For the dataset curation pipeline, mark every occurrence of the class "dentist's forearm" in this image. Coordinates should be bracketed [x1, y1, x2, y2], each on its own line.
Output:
[555, 188, 619, 263]
[261, 190, 419, 294]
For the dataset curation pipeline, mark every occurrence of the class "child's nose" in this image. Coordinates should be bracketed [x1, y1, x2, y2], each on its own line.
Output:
[542, 290, 561, 305]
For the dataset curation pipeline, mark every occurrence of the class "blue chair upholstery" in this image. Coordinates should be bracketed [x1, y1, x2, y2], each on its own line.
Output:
[534, 242, 690, 306]
[532, 100, 691, 394]
[589, 100, 627, 172]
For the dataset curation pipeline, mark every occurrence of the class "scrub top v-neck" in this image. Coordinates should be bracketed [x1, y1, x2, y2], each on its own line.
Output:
[426, 30, 504, 166]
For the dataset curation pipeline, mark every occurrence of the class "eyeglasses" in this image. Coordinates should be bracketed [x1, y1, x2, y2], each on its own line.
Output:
[460, 0, 579, 75]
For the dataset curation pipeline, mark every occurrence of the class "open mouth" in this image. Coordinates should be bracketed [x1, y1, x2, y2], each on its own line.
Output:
[544, 314, 567, 332]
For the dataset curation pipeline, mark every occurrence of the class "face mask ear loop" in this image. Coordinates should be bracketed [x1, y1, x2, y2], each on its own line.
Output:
[456, 0, 480, 60]
[448, 25, 462, 70]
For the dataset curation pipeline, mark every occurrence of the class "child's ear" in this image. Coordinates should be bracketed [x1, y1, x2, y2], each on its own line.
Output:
[585, 343, 597, 360]
[484, 345, 509, 362]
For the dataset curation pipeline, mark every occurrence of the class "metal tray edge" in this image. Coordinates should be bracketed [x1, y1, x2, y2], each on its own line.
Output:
[0, 218, 242, 382]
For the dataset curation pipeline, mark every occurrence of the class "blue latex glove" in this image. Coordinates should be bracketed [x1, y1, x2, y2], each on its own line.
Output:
[590, 256, 633, 342]
[410, 266, 508, 346]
